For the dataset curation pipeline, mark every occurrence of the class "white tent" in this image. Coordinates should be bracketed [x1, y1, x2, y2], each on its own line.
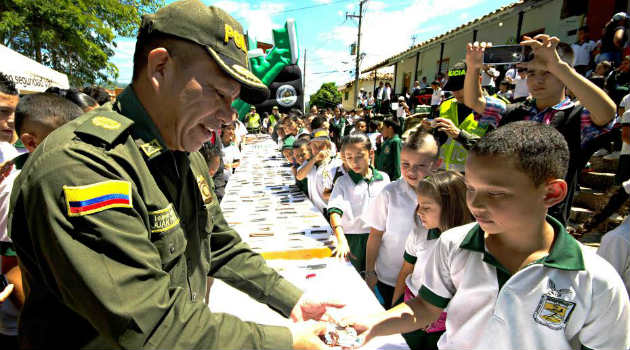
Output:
[0, 44, 70, 93]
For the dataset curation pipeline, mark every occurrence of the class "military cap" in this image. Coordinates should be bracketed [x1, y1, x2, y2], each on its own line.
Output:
[141, 0, 269, 104]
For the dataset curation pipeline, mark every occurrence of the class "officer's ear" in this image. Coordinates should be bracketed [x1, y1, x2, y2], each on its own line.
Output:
[146, 47, 173, 93]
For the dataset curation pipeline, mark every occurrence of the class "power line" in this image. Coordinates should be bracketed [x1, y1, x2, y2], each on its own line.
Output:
[270, 0, 355, 15]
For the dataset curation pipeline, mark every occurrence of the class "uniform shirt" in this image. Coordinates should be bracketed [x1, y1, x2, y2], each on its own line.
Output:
[420, 217, 630, 350]
[598, 215, 630, 296]
[513, 74, 529, 99]
[375, 135, 402, 181]
[364, 178, 418, 286]
[8, 86, 302, 349]
[302, 157, 342, 213]
[431, 88, 443, 106]
[403, 226, 438, 295]
[328, 168, 390, 234]
[571, 40, 597, 66]
[221, 142, 240, 182]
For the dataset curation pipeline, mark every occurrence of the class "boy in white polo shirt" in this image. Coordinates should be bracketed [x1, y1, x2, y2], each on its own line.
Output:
[345, 121, 630, 349]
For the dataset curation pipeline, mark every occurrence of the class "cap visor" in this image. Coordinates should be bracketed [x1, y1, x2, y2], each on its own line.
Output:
[443, 78, 464, 91]
[206, 47, 270, 104]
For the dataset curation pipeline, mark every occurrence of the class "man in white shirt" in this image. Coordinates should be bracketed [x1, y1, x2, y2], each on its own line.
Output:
[480, 65, 499, 94]
[571, 26, 597, 76]
[512, 68, 529, 102]
[430, 81, 443, 119]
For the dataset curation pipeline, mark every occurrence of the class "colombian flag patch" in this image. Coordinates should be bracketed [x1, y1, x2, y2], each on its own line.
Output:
[63, 180, 132, 217]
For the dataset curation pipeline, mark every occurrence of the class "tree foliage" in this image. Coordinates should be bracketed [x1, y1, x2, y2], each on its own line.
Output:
[0, 0, 163, 86]
[309, 82, 342, 109]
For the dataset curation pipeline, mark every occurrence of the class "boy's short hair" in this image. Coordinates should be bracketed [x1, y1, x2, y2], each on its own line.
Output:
[15, 93, 83, 136]
[383, 117, 401, 135]
[81, 86, 111, 105]
[470, 121, 569, 186]
[310, 116, 327, 130]
[293, 138, 309, 150]
[200, 142, 222, 164]
[403, 130, 439, 159]
[0, 72, 18, 96]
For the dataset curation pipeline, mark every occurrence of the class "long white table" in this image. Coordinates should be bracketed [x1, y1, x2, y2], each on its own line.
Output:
[211, 135, 409, 349]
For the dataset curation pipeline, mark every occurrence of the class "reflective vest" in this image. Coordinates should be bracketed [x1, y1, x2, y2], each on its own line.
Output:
[269, 113, 278, 127]
[438, 98, 489, 172]
[246, 112, 260, 129]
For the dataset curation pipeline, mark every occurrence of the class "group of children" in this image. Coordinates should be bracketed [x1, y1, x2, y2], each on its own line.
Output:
[273, 35, 630, 350]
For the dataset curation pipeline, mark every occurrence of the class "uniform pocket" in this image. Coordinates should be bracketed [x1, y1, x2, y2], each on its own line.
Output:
[151, 225, 187, 270]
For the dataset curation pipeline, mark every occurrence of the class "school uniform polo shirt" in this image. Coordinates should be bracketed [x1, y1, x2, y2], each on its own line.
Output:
[598, 216, 630, 297]
[327, 168, 390, 234]
[302, 157, 342, 213]
[404, 227, 439, 295]
[364, 178, 419, 286]
[420, 217, 630, 350]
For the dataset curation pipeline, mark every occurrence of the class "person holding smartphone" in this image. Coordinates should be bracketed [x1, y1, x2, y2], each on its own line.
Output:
[464, 35, 617, 225]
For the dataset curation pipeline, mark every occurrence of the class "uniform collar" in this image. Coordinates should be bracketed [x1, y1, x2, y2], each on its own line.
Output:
[13, 153, 29, 170]
[427, 228, 441, 240]
[114, 86, 168, 150]
[460, 215, 584, 271]
[348, 166, 383, 184]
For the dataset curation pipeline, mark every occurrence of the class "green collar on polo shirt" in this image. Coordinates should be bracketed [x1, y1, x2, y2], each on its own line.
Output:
[460, 215, 585, 271]
[427, 228, 441, 240]
[348, 166, 383, 184]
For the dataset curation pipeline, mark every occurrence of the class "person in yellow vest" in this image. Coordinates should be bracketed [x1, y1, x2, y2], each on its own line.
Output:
[244, 105, 261, 134]
[423, 61, 490, 173]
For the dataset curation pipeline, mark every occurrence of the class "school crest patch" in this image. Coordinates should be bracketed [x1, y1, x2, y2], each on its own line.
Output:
[196, 175, 213, 205]
[384, 145, 391, 154]
[533, 280, 575, 330]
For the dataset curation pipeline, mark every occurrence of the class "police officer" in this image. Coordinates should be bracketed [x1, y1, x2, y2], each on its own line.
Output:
[8, 1, 340, 348]
[244, 105, 261, 133]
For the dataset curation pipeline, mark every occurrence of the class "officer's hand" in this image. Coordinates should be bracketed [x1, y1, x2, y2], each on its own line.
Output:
[519, 34, 563, 72]
[435, 117, 461, 139]
[290, 293, 346, 322]
[421, 118, 435, 131]
[289, 321, 328, 350]
[466, 41, 490, 71]
[0, 283, 14, 303]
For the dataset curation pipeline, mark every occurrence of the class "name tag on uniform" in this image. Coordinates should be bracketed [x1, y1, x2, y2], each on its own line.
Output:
[148, 204, 180, 233]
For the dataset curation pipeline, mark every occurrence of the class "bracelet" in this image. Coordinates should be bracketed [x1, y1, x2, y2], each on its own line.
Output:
[365, 271, 377, 277]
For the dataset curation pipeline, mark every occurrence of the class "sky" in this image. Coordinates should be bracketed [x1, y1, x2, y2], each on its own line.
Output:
[110, 0, 515, 99]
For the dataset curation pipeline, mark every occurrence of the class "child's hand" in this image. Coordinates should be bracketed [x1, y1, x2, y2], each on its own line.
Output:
[519, 34, 563, 72]
[339, 315, 378, 347]
[466, 41, 490, 71]
[332, 239, 353, 261]
[315, 149, 330, 162]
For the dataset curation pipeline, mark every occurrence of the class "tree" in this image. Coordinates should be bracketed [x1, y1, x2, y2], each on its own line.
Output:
[0, 0, 163, 86]
[309, 82, 342, 109]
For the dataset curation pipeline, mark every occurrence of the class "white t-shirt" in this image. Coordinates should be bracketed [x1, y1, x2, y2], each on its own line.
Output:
[571, 41, 597, 67]
[621, 111, 630, 155]
[327, 169, 390, 234]
[364, 179, 418, 286]
[367, 132, 380, 151]
[421, 219, 630, 350]
[598, 216, 630, 297]
[513, 74, 529, 99]
[504, 68, 517, 82]
[221, 143, 241, 181]
[303, 157, 343, 213]
[396, 106, 407, 119]
[431, 88, 443, 106]
[403, 225, 438, 295]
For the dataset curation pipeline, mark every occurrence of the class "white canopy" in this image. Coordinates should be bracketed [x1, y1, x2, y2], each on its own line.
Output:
[0, 44, 70, 93]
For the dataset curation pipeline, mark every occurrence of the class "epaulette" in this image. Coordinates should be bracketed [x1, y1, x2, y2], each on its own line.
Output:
[75, 111, 134, 145]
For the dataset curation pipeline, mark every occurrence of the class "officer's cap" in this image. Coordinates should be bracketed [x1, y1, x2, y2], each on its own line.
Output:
[443, 61, 467, 92]
[141, 0, 269, 104]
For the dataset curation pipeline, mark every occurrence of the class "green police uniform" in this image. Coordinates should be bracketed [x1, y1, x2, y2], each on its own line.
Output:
[375, 134, 402, 181]
[9, 86, 303, 349]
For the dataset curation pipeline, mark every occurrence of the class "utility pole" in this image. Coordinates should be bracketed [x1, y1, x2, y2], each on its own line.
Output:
[347, 0, 367, 109]
[303, 48, 307, 114]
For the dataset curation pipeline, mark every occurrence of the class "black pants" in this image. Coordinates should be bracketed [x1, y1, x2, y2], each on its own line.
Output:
[617, 154, 630, 185]
[591, 186, 629, 228]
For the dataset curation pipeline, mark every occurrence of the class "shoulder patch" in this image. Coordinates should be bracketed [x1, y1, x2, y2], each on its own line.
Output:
[63, 180, 132, 217]
[139, 139, 163, 158]
[75, 113, 134, 145]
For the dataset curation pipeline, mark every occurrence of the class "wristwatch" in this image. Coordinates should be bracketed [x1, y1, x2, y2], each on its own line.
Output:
[365, 271, 377, 278]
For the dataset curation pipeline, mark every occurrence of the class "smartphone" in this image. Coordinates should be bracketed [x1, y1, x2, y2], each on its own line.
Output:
[483, 45, 533, 65]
